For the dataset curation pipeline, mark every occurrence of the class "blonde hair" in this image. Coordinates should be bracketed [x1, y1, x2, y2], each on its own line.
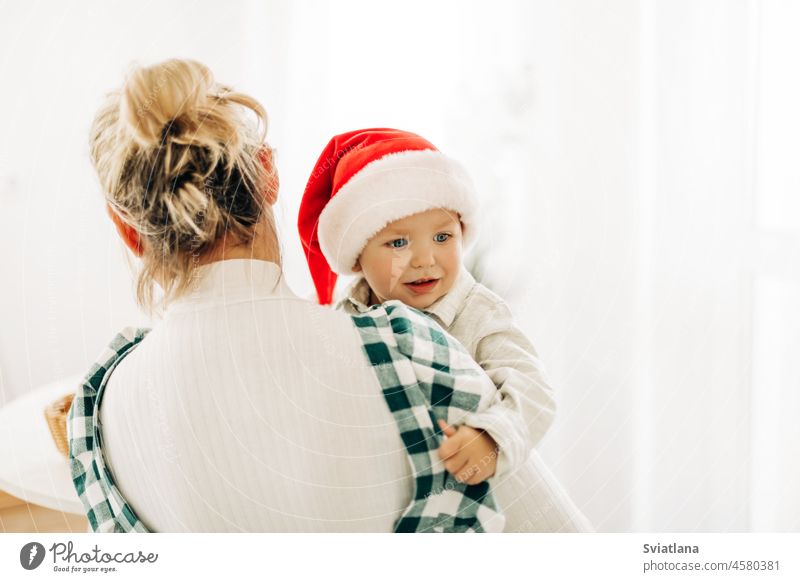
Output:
[89, 58, 279, 313]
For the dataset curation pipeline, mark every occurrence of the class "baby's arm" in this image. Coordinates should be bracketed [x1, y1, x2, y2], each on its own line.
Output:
[454, 301, 557, 479]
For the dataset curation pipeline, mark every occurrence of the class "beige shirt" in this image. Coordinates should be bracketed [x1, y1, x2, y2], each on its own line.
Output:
[338, 268, 557, 478]
[99, 259, 590, 532]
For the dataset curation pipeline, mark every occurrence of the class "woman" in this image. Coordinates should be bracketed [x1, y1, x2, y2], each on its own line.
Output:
[71, 58, 592, 532]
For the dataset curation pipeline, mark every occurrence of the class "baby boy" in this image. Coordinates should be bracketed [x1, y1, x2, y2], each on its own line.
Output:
[298, 128, 556, 484]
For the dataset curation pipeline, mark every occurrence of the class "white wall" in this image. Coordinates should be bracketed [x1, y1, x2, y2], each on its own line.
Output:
[749, 0, 800, 532]
[0, 1, 252, 401]
[510, 0, 646, 532]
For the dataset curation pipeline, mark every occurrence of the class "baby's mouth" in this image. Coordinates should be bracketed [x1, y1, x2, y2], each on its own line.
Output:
[404, 277, 440, 294]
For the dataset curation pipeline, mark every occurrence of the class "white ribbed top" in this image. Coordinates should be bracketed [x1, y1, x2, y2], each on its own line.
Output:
[98, 259, 592, 532]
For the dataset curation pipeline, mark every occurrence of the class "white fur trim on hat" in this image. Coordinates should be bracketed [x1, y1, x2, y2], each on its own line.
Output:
[317, 149, 479, 274]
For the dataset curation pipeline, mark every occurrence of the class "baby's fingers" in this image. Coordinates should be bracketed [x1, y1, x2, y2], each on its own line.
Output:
[438, 436, 460, 460]
[460, 464, 487, 485]
[456, 458, 485, 485]
[437, 419, 457, 438]
[443, 452, 470, 477]
[436, 421, 461, 460]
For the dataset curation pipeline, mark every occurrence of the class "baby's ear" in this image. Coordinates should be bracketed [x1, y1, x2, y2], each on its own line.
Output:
[352, 260, 362, 272]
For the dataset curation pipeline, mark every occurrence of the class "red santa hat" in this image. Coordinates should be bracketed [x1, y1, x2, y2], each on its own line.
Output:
[298, 128, 479, 305]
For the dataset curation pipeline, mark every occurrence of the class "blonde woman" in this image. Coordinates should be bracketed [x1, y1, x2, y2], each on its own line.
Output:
[70, 58, 592, 533]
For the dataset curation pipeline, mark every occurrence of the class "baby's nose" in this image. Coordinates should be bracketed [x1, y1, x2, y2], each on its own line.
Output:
[410, 246, 436, 268]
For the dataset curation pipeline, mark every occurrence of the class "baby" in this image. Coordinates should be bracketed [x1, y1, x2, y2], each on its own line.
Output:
[298, 128, 556, 484]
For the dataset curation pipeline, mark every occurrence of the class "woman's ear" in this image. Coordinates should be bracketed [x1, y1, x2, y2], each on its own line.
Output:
[106, 204, 144, 257]
[352, 260, 362, 273]
[258, 146, 279, 206]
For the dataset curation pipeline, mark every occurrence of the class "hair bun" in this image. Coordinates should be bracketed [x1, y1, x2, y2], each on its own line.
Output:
[89, 58, 275, 313]
[120, 59, 214, 147]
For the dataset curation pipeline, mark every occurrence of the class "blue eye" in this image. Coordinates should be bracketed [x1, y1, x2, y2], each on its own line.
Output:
[434, 233, 451, 243]
[387, 238, 408, 249]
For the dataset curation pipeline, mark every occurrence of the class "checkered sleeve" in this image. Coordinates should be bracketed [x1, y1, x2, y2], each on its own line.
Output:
[67, 326, 151, 533]
[352, 300, 506, 532]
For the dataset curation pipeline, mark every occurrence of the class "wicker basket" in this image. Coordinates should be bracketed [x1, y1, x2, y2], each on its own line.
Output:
[44, 393, 74, 458]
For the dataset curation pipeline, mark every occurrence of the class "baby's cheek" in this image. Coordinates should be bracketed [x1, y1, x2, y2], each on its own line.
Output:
[385, 254, 409, 294]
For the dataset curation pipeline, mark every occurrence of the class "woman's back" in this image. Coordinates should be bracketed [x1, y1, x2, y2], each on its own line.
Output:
[99, 260, 412, 531]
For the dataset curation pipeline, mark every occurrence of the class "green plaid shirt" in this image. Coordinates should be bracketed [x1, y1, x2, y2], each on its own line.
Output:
[68, 303, 505, 532]
[352, 301, 505, 532]
[67, 327, 151, 532]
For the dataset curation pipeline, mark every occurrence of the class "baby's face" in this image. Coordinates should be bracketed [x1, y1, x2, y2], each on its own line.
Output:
[354, 208, 463, 310]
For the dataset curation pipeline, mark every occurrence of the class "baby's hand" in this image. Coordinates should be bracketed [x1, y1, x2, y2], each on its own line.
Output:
[436, 419, 498, 485]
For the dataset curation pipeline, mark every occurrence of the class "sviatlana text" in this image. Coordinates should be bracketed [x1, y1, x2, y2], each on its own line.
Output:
[643, 543, 699, 554]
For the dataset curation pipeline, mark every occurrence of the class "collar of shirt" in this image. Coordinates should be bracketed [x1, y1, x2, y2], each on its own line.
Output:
[341, 277, 373, 313]
[165, 258, 295, 315]
[342, 267, 477, 328]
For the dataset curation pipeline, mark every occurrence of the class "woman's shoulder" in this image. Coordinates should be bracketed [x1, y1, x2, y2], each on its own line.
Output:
[303, 300, 381, 366]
